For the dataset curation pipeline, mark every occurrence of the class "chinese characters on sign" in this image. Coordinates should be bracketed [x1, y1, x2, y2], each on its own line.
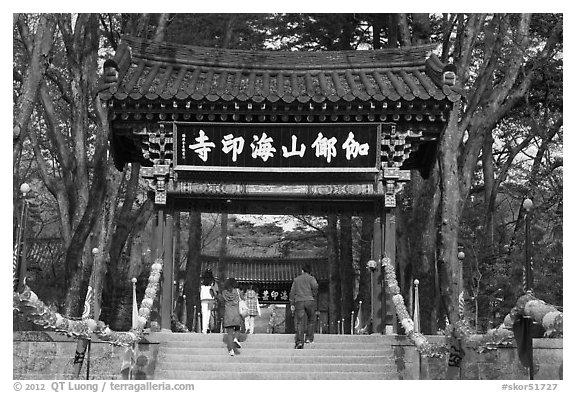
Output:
[175, 123, 380, 171]
[261, 289, 289, 303]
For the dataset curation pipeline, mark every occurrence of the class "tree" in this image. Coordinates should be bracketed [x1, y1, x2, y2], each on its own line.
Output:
[14, 14, 111, 316]
[13, 13, 172, 321]
[433, 14, 562, 325]
[15, 13, 562, 333]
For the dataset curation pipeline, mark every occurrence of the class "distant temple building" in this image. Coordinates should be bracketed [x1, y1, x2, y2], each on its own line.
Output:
[177, 234, 330, 333]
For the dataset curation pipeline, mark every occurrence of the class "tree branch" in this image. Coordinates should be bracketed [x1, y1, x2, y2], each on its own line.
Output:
[13, 14, 57, 151]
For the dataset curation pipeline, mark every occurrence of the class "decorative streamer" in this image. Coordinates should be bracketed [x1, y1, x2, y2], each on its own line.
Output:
[458, 291, 465, 318]
[73, 267, 96, 379]
[13, 244, 19, 290]
[13, 258, 165, 347]
[354, 301, 362, 334]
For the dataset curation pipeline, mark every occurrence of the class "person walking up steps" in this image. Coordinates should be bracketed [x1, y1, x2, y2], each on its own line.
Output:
[222, 278, 244, 356]
[199, 269, 218, 334]
[289, 264, 318, 349]
[244, 284, 260, 334]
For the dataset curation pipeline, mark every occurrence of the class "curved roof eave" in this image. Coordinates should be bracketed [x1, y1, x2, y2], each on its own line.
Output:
[99, 36, 460, 105]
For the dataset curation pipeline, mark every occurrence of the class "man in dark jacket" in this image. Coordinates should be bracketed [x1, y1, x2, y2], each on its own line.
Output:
[289, 264, 318, 349]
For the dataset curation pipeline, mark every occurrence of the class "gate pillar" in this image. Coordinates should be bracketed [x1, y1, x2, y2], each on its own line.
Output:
[152, 208, 175, 331]
[383, 209, 397, 333]
[372, 167, 410, 334]
[371, 214, 384, 333]
[160, 212, 174, 331]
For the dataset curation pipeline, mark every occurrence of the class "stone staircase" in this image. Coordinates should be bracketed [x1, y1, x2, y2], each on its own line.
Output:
[150, 332, 406, 380]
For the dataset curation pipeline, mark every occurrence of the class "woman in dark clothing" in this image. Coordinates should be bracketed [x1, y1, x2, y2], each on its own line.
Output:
[222, 277, 244, 356]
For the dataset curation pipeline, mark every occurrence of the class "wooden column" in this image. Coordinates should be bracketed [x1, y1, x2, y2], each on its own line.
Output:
[384, 208, 397, 333]
[372, 215, 384, 333]
[161, 212, 174, 331]
[151, 209, 164, 329]
[285, 303, 294, 334]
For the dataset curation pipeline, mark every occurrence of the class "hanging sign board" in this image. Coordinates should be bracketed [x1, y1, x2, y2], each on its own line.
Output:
[173, 122, 382, 173]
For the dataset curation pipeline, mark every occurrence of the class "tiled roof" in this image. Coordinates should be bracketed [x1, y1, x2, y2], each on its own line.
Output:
[201, 235, 326, 259]
[201, 258, 328, 283]
[203, 246, 325, 259]
[100, 36, 459, 104]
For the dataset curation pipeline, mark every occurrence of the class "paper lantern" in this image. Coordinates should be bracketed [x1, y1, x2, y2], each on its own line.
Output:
[401, 318, 414, 333]
[503, 314, 514, 329]
[139, 307, 151, 317]
[542, 311, 561, 331]
[85, 318, 97, 331]
[524, 300, 556, 323]
[145, 287, 157, 298]
[392, 294, 404, 306]
[141, 298, 153, 309]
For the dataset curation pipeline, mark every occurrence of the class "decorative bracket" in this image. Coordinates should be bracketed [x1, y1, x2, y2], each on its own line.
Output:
[380, 124, 412, 208]
[381, 124, 417, 168]
[140, 124, 174, 205]
[382, 167, 411, 208]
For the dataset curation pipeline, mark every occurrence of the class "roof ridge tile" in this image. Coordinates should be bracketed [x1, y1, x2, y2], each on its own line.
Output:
[102, 37, 458, 104]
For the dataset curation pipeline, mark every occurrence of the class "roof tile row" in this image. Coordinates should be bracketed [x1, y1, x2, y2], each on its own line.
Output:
[100, 36, 459, 104]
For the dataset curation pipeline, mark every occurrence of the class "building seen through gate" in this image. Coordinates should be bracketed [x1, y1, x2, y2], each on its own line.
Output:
[99, 35, 460, 334]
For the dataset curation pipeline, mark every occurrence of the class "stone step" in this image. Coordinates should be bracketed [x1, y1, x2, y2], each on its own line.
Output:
[158, 347, 392, 357]
[155, 354, 393, 364]
[154, 370, 398, 380]
[160, 340, 391, 349]
[156, 361, 394, 373]
[15, 373, 120, 380]
[152, 332, 404, 380]
[148, 333, 403, 344]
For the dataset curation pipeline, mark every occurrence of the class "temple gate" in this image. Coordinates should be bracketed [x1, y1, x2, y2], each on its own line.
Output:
[99, 36, 460, 333]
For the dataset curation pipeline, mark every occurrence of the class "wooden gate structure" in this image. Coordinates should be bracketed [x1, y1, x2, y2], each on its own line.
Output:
[99, 36, 460, 333]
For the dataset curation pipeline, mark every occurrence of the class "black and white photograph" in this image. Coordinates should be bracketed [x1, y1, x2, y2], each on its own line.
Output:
[10, 8, 565, 389]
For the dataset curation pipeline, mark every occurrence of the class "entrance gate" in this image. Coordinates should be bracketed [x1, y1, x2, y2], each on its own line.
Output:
[100, 36, 460, 333]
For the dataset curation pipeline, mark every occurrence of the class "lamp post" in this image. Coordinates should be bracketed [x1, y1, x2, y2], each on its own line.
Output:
[15, 183, 31, 292]
[367, 259, 377, 332]
[413, 279, 420, 333]
[457, 249, 465, 320]
[91, 247, 100, 320]
[522, 198, 535, 380]
[523, 198, 534, 292]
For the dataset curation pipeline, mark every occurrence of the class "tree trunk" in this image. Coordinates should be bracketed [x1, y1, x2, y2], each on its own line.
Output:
[396, 201, 413, 321]
[93, 166, 122, 321]
[411, 13, 431, 45]
[174, 212, 182, 275]
[357, 214, 373, 330]
[371, 15, 385, 49]
[217, 213, 228, 287]
[397, 14, 411, 47]
[13, 14, 57, 152]
[339, 214, 354, 334]
[184, 211, 202, 331]
[327, 214, 340, 333]
[221, 15, 236, 49]
[109, 163, 144, 264]
[437, 102, 463, 325]
[482, 132, 496, 253]
[339, 14, 355, 50]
